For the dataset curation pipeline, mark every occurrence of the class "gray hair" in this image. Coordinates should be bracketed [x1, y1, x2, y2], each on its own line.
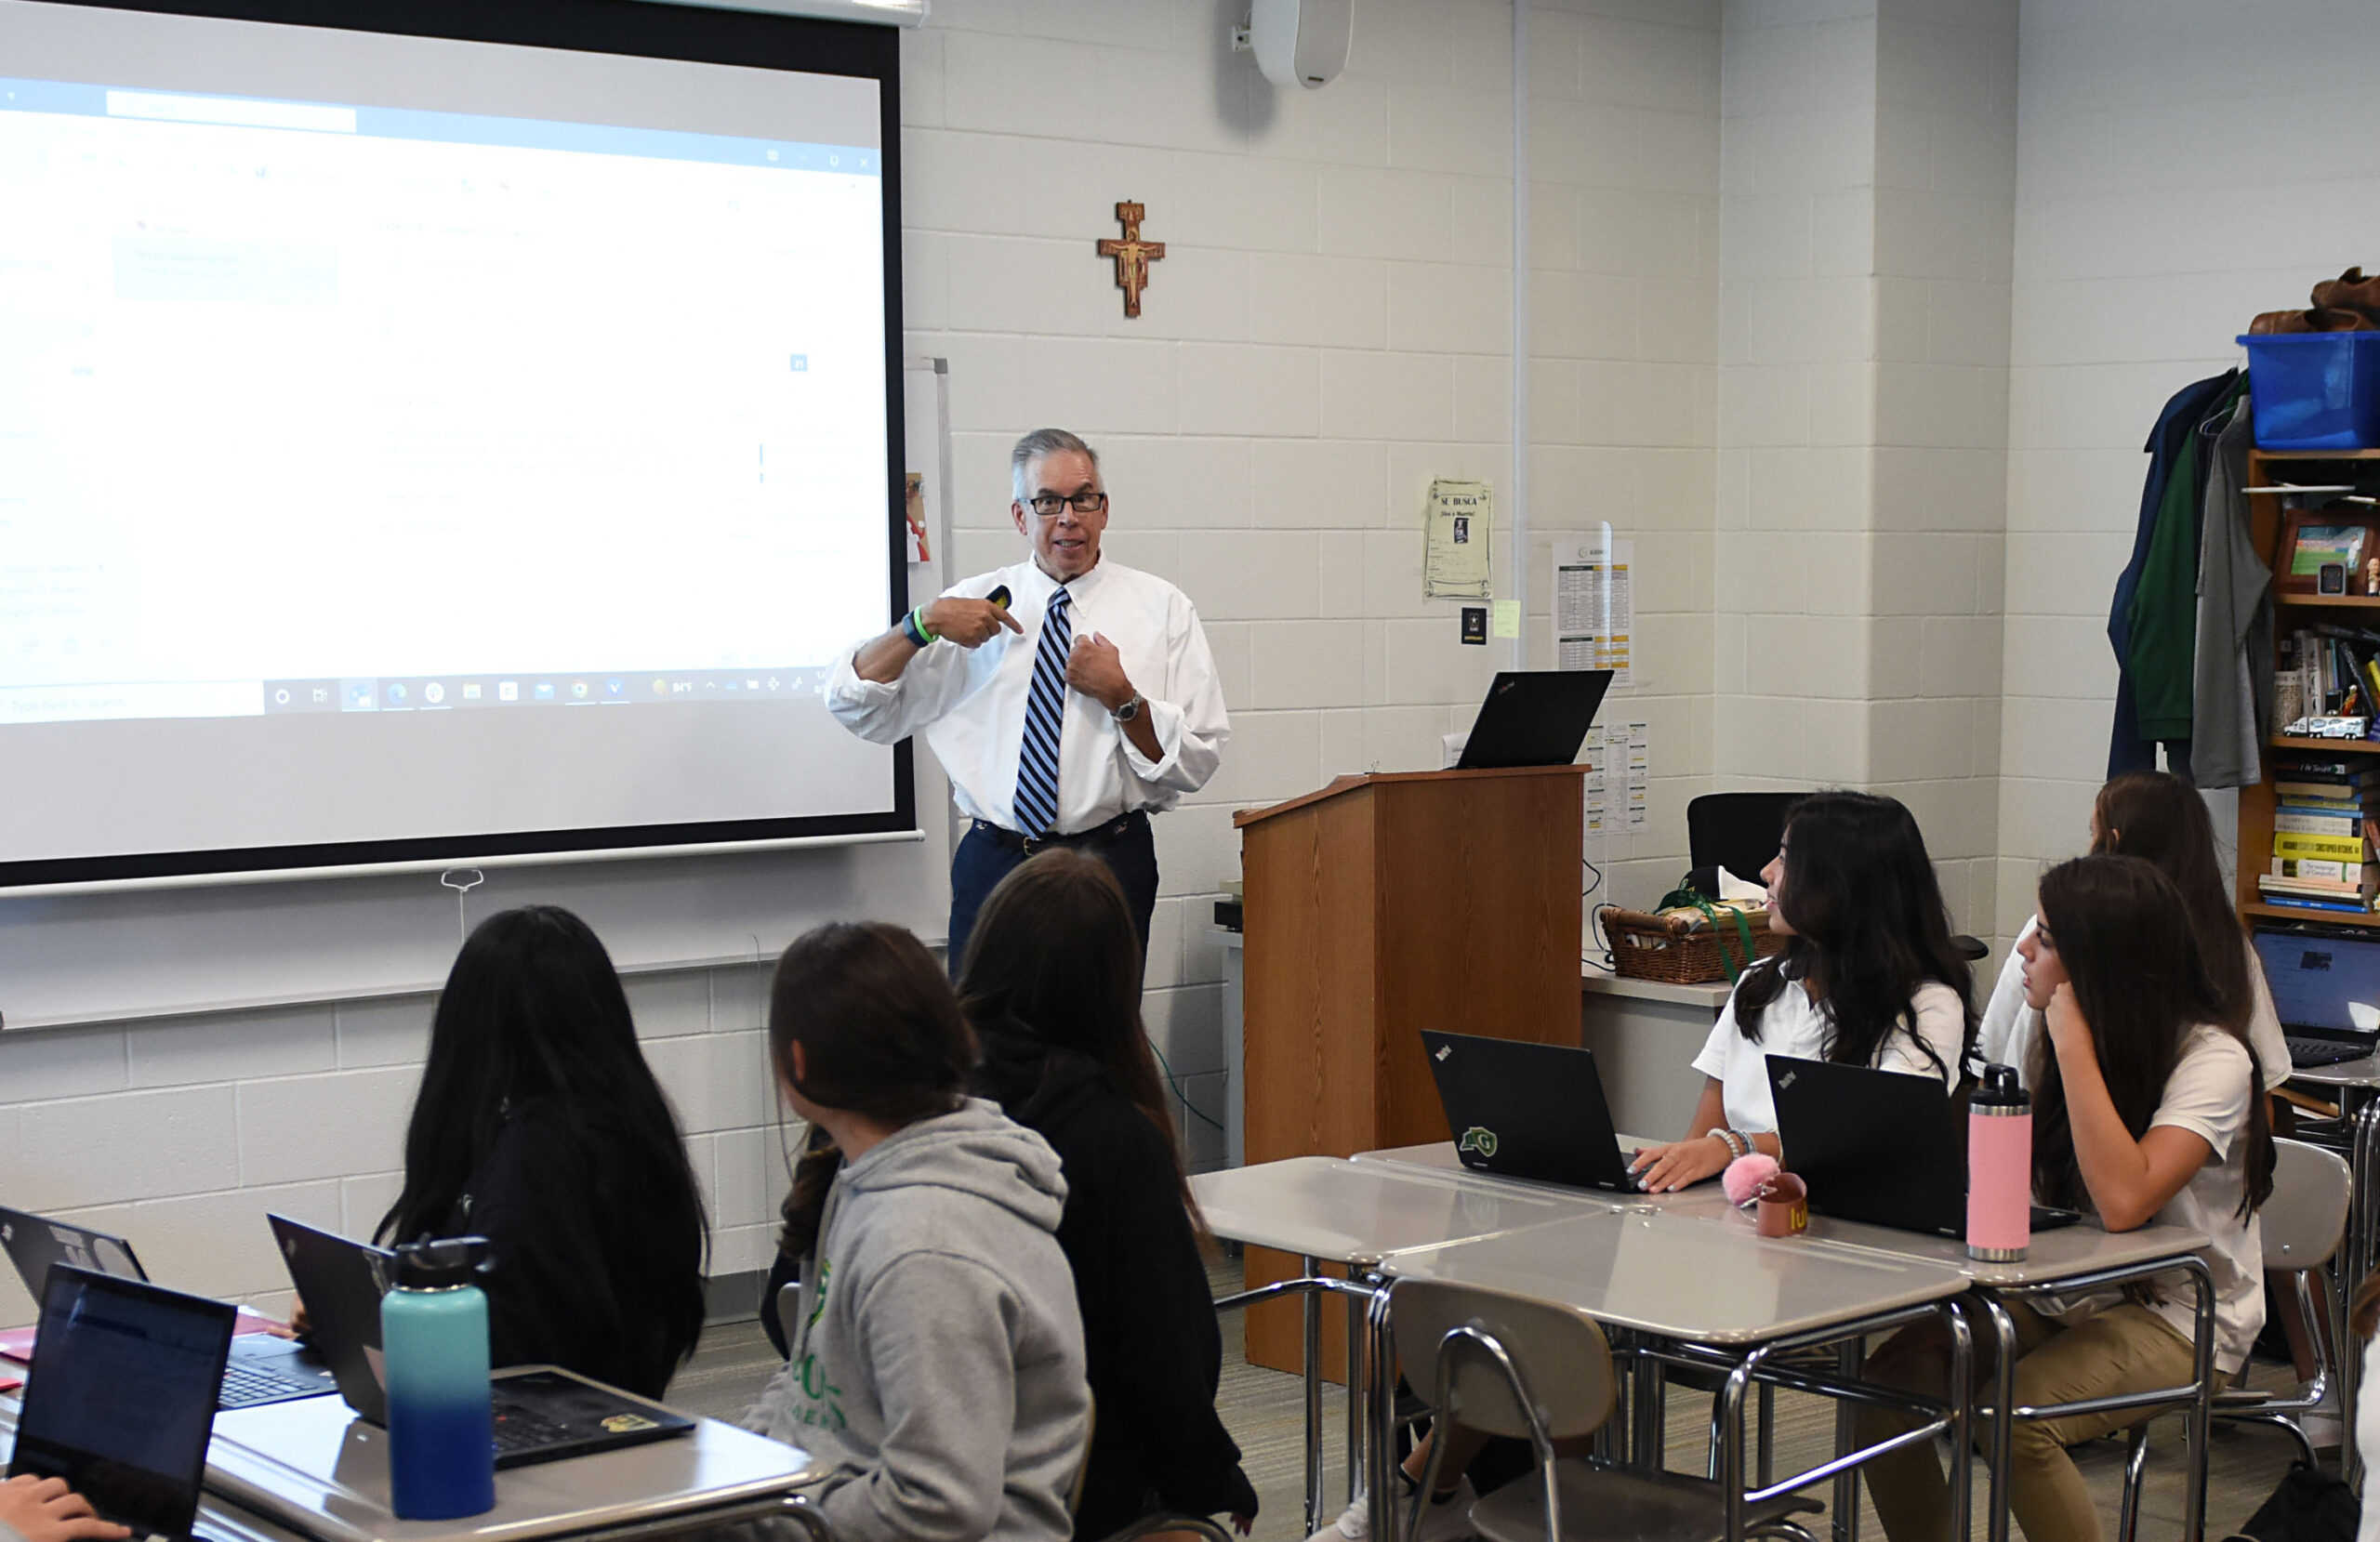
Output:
[1010, 428, 1099, 502]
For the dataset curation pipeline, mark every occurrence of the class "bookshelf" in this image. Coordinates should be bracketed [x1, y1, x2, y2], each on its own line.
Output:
[2238, 449, 2380, 925]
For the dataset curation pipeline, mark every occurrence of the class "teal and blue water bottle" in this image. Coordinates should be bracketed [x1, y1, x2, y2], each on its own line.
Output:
[383, 1236, 496, 1521]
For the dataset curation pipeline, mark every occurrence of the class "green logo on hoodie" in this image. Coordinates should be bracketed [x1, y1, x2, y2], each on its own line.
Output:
[789, 1255, 846, 1431]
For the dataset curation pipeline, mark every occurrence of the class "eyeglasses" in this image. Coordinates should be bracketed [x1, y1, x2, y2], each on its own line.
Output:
[1024, 491, 1108, 518]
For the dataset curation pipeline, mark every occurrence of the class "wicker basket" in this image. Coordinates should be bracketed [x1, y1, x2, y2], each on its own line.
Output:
[1599, 904, 1783, 984]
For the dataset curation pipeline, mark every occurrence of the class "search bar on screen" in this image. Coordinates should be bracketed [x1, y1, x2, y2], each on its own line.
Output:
[105, 90, 356, 133]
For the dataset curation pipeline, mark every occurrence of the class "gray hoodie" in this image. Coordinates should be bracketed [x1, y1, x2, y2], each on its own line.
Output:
[744, 1100, 1088, 1542]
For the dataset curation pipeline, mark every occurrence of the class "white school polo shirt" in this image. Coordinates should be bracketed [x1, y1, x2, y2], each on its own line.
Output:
[1690, 969, 1966, 1133]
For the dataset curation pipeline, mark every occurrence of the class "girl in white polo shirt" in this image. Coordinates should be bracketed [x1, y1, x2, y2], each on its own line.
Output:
[1860, 854, 2273, 1542]
[1631, 790, 1976, 1193]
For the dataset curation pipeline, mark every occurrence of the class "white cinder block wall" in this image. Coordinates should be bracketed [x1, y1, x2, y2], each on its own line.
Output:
[1712, 0, 2014, 937]
[1994, 0, 2380, 945]
[0, 0, 1727, 1330]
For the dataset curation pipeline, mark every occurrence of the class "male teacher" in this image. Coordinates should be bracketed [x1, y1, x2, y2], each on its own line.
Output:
[826, 428, 1229, 969]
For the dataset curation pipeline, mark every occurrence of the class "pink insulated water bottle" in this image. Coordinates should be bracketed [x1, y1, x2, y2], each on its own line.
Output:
[1966, 1064, 2030, 1261]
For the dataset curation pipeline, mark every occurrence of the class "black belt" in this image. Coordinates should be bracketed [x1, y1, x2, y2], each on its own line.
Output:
[972, 810, 1146, 857]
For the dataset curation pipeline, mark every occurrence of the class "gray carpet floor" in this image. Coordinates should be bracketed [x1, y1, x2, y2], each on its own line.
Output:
[671, 1252, 2334, 1541]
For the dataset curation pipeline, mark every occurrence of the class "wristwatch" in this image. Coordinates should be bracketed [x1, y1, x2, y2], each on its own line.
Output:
[1111, 692, 1144, 722]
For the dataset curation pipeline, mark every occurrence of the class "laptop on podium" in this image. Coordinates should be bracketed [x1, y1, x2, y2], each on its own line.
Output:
[1455, 670, 1613, 770]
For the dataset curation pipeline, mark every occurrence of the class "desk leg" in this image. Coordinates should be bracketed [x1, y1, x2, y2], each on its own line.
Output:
[1368, 1288, 1396, 1542]
[1302, 1255, 1324, 1536]
[1345, 1283, 1366, 1508]
[1979, 1295, 2018, 1542]
[1632, 1337, 1667, 1471]
[1719, 1358, 1755, 1542]
[2185, 1259, 2215, 1542]
[1947, 1301, 1973, 1542]
[1831, 1339, 1859, 1542]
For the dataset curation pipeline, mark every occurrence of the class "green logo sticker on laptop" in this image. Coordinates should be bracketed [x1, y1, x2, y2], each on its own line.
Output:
[1457, 1126, 1500, 1159]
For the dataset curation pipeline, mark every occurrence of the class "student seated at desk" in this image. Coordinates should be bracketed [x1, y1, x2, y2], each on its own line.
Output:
[958, 850, 1259, 1539]
[0, 1474, 126, 1542]
[1858, 855, 2273, 1542]
[1977, 771, 2289, 1094]
[374, 906, 707, 1400]
[745, 922, 1089, 1542]
[1311, 792, 1985, 1542]
[1631, 789, 1975, 1193]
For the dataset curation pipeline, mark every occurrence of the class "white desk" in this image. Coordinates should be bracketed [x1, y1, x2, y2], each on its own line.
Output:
[1349, 1143, 2218, 1542]
[0, 1390, 826, 1542]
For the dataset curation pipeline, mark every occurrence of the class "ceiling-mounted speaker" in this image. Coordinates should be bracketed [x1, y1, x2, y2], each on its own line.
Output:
[1250, 0, 1351, 89]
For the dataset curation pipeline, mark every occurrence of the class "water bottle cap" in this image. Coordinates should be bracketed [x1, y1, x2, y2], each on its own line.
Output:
[392, 1235, 492, 1288]
[1972, 1063, 2029, 1109]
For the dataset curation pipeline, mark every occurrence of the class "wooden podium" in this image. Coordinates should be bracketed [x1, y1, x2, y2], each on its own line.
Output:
[1231, 763, 1587, 1375]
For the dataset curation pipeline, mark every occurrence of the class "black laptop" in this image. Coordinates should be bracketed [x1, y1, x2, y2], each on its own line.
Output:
[1766, 1056, 2080, 1239]
[1455, 670, 1612, 770]
[8, 1267, 234, 1542]
[0, 1206, 337, 1410]
[2252, 926, 2380, 1068]
[1420, 1031, 1659, 1194]
[266, 1214, 695, 1468]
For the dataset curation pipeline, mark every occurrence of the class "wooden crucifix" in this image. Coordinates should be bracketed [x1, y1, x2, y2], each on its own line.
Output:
[1096, 201, 1165, 318]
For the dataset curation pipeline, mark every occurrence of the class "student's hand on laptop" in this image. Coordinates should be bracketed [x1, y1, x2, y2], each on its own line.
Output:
[282, 1292, 311, 1339]
[0, 1474, 133, 1542]
[1629, 1133, 1731, 1193]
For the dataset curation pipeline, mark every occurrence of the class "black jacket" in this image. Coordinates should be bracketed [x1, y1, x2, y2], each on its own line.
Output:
[436, 1100, 699, 1400]
[970, 1024, 1259, 1536]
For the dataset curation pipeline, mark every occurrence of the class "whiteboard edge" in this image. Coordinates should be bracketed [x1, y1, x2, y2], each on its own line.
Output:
[0, 827, 925, 901]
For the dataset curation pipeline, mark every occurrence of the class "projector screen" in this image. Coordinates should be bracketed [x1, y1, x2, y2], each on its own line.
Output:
[0, 0, 911, 889]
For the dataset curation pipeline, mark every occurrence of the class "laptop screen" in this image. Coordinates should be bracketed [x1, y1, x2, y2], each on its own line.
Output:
[9, 1268, 234, 1540]
[2254, 929, 2380, 1035]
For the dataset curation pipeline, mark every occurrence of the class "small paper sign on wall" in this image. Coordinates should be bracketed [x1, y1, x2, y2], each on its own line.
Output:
[1424, 480, 1491, 600]
[1554, 533, 1633, 688]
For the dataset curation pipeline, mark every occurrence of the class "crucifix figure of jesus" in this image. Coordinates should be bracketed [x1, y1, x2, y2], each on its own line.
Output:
[1096, 201, 1165, 318]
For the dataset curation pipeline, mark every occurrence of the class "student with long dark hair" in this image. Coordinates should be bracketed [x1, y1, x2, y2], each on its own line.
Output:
[1859, 855, 2274, 1542]
[958, 850, 1257, 1539]
[376, 905, 706, 1399]
[1630, 789, 1976, 1193]
[744, 923, 1088, 1542]
[1978, 771, 2290, 1091]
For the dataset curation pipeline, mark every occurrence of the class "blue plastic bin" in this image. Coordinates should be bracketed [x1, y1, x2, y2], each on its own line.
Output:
[2239, 331, 2380, 450]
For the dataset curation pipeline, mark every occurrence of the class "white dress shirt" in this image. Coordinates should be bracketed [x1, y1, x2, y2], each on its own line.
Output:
[825, 557, 1229, 836]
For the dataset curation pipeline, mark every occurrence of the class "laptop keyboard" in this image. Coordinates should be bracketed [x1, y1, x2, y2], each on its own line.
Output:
[491, 1402, 575, 1456]
[2287, 1035, 2371, 1069]
[216, 1361, 326, 1410]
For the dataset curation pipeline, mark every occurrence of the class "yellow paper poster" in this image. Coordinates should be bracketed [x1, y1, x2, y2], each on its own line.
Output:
[1423, 480, 1491, 600]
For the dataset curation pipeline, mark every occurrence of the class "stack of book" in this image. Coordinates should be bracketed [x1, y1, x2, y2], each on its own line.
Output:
[2262, 756, 2380, 914]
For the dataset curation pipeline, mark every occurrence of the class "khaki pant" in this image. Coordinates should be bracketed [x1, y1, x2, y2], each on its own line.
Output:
[1854, 1298, 2197, 1542]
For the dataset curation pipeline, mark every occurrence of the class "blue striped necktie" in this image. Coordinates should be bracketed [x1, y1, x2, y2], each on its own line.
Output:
[1013, 585, 1071, 837]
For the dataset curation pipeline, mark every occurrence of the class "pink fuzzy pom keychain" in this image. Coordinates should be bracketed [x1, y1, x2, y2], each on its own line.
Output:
[1722, 1152, 1779, 1208]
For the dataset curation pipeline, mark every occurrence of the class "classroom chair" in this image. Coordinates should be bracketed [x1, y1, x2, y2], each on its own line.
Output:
[1064, 1395, 1236, 1542]
[1392, 1276, 1820, 1542]
[2114, 1138, 2351, 1541]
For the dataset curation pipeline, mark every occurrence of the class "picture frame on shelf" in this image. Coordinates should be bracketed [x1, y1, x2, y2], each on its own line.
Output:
[2281, 512, 2378, 597]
